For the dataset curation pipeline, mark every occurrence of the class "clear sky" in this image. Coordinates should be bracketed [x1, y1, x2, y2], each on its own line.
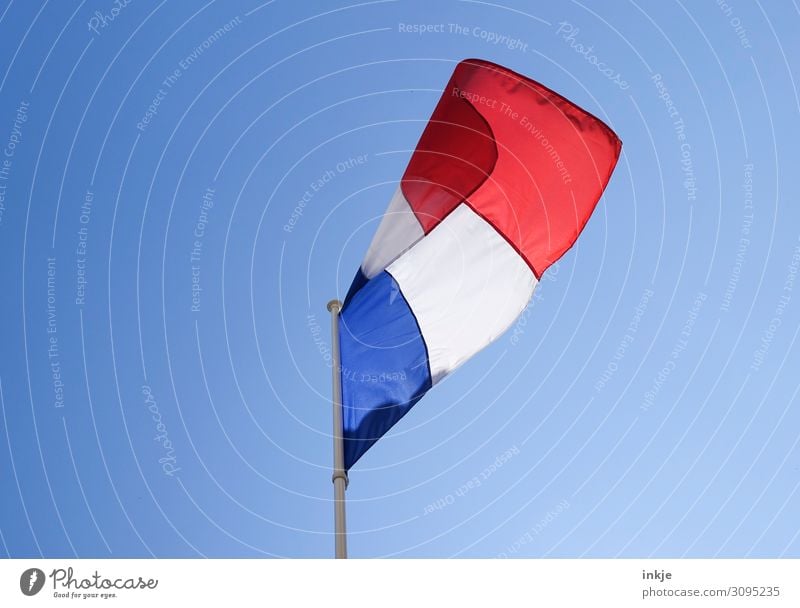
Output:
[0, 0, 798, 558]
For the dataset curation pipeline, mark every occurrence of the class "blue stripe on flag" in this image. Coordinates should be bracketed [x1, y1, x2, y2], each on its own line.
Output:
[339, 270, 432, 469]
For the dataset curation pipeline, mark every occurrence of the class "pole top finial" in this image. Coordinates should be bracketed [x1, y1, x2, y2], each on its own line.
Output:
[327, 299, 343, 313]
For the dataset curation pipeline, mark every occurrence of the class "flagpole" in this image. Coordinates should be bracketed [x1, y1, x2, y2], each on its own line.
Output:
[327, 299, 348, 558]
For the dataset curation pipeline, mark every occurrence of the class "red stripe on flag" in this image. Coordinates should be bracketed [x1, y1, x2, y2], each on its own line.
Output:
[400, 58, 621, 277]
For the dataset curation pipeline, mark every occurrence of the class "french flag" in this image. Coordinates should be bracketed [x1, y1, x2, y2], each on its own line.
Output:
[339, 59, 621, 470]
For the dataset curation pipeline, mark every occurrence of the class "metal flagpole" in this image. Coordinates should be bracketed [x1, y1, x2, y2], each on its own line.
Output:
[327, 299, 348, 558]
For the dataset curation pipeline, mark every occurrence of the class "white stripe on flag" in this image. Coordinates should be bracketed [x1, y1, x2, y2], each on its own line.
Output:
[387, 203, 537, 384]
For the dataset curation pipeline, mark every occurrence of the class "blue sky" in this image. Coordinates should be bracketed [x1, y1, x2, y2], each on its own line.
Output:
[0, 0, 798, 558]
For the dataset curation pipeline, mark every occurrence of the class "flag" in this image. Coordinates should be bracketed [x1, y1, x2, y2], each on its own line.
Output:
[338, 58, 621, 470]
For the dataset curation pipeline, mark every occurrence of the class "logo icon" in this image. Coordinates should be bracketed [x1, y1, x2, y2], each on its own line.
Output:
[20, 568, 45, 596]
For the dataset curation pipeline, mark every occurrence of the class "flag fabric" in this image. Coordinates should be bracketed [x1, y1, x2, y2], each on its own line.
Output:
[338, 58, 622, 470]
